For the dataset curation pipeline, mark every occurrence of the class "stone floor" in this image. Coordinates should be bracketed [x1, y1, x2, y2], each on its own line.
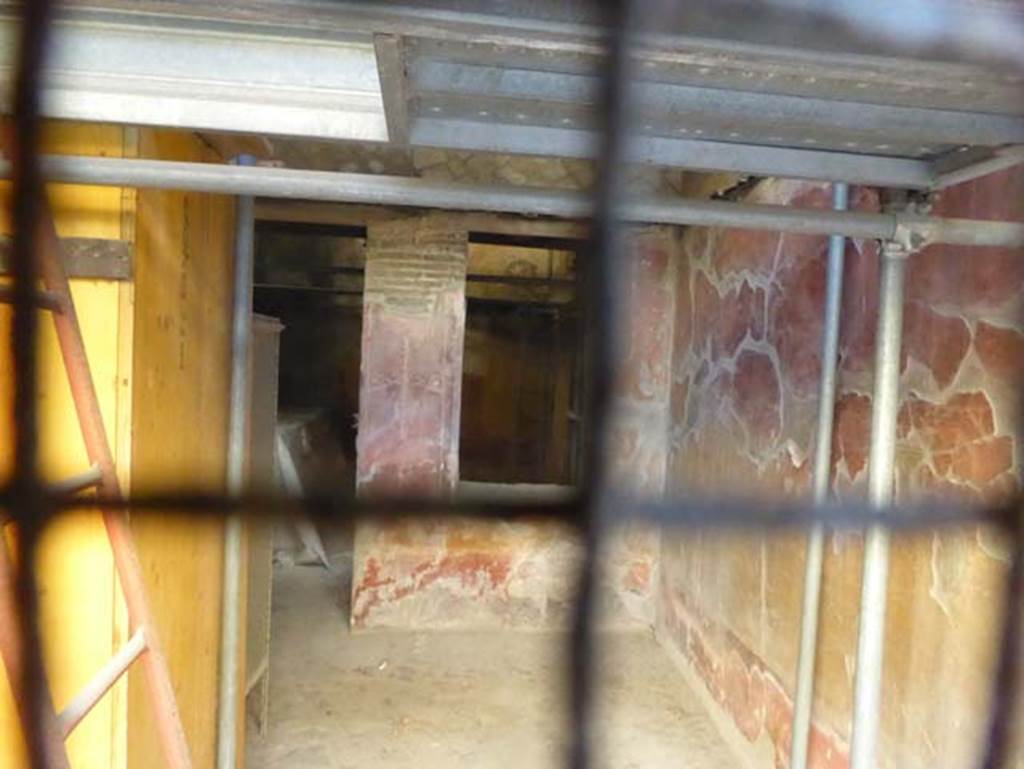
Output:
[246, 554, 735, 769]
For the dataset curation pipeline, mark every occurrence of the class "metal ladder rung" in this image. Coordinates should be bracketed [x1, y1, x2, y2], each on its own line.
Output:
[49, 464, 104, 497]
[0, 285, 66, 313]
[57, 628, 147, 738]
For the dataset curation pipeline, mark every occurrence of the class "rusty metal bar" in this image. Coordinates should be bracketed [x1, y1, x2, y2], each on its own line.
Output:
[57, 628, 146, 738]
[34, 205, 194, 769]
[0, 285, 66, 312]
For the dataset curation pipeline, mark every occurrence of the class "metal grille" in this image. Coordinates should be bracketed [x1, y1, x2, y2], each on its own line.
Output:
[3, 2, 1024, 769]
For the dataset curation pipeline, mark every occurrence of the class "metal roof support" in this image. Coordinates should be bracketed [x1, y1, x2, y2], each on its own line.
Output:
[790, 181, 849, 769]
[408, 119, 935, 189]
[849, 237, 909, 769]
[5, 155, 1024, 248]
[374, 33, 411, 144]
[410, 60, 1024, 147]
[930, 145, 1024, 190]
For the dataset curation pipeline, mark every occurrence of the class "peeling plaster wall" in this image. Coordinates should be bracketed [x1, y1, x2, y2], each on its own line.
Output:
[351, 223, 679, 630]
[657, 170, 1024, 769]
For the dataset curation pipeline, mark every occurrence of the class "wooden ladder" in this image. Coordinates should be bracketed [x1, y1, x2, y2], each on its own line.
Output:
[0, 203, 192, 769]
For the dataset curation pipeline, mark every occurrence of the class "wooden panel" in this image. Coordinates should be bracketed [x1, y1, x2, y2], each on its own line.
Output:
[244, 316, 282, 738]
[127, 127, 235, 769]
[0, 236, 133, 280]
[0, 122, 131, 769]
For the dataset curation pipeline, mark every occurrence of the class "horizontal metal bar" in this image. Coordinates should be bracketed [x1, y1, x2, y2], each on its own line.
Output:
[58, 628, 147, 738]
[0, 236, 132, 280]
[5, 484, 1012, 533]
[0, 285, 66, 312]
[412, 60, 1024, 147]
[49, 464, 103, 497]
[411, 117, 935, 188]
[6, 155, 1023, 247]
[930, 145, 1024, 190]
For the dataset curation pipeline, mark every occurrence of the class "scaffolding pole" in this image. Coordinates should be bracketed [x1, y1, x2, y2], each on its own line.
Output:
[1, 155, 1023, 247]
[217, 156, 256, 769]
[790, 181, 849, 769]
[849, 240, 908, 769]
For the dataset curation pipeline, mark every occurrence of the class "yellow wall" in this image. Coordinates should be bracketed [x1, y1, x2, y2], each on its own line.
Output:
[1, 122, 236, 769]
[127, 127, 235, 769]
[0, 122, 133, 769]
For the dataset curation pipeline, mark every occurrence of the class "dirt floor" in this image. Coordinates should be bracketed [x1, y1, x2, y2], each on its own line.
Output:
[246, 552, 735, 769]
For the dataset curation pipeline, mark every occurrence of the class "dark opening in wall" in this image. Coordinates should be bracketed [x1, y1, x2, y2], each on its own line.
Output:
[460, 234, 583, 485]
[252, 222, 584, 489]
[253, 220, 366, 483]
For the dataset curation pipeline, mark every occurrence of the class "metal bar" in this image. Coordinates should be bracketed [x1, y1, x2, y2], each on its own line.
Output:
[790, 182, 848, 769]
[0, 537, 72, 769]
[8, 1, 59, 766]
[374, 33, 411, 144]
[12, 482, 1005, 531]
[412, 60, 1024, 147]
[0, 16, 388, 144]
[48, 464, 102, 497]
[410, 118, 934, 189]
[217, 155, 256, 769]
[931, 145, 1024, 191]
[849, 241, 908, 769]
[57, 628, 146, 738]
[34, 202, 194, 769]
[42, 0, 1024, 71]
[0, 285, 66, 312]
[4, 155, 1024, 247]
[570, 0, 636, 765]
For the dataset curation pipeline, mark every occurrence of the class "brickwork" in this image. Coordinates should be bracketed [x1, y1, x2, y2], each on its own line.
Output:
[355, 214, 467, 496]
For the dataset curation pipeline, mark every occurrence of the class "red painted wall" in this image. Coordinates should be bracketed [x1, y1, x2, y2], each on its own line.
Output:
[658, 170, 1024, 768]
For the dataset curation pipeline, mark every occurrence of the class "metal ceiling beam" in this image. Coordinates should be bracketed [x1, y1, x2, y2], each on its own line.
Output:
[404, 37, 1023, 116]
[410, 119, 935, 189]
[411, 60, 1024, 147]
[0, 17, 389, 142]
[5, 154, 1023, 248]
[930, 145, 1024, 190]
[50, 0, 1024, 71]
[374, 33, 411, 145]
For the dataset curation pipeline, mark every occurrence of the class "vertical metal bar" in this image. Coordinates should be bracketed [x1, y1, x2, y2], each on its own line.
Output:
[849, 240, 907, 769]
[790, 182, 849, 769]
[217, 154, 256, 769]
[570, 3, 635, 768]
[8, 2, 58, 767]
